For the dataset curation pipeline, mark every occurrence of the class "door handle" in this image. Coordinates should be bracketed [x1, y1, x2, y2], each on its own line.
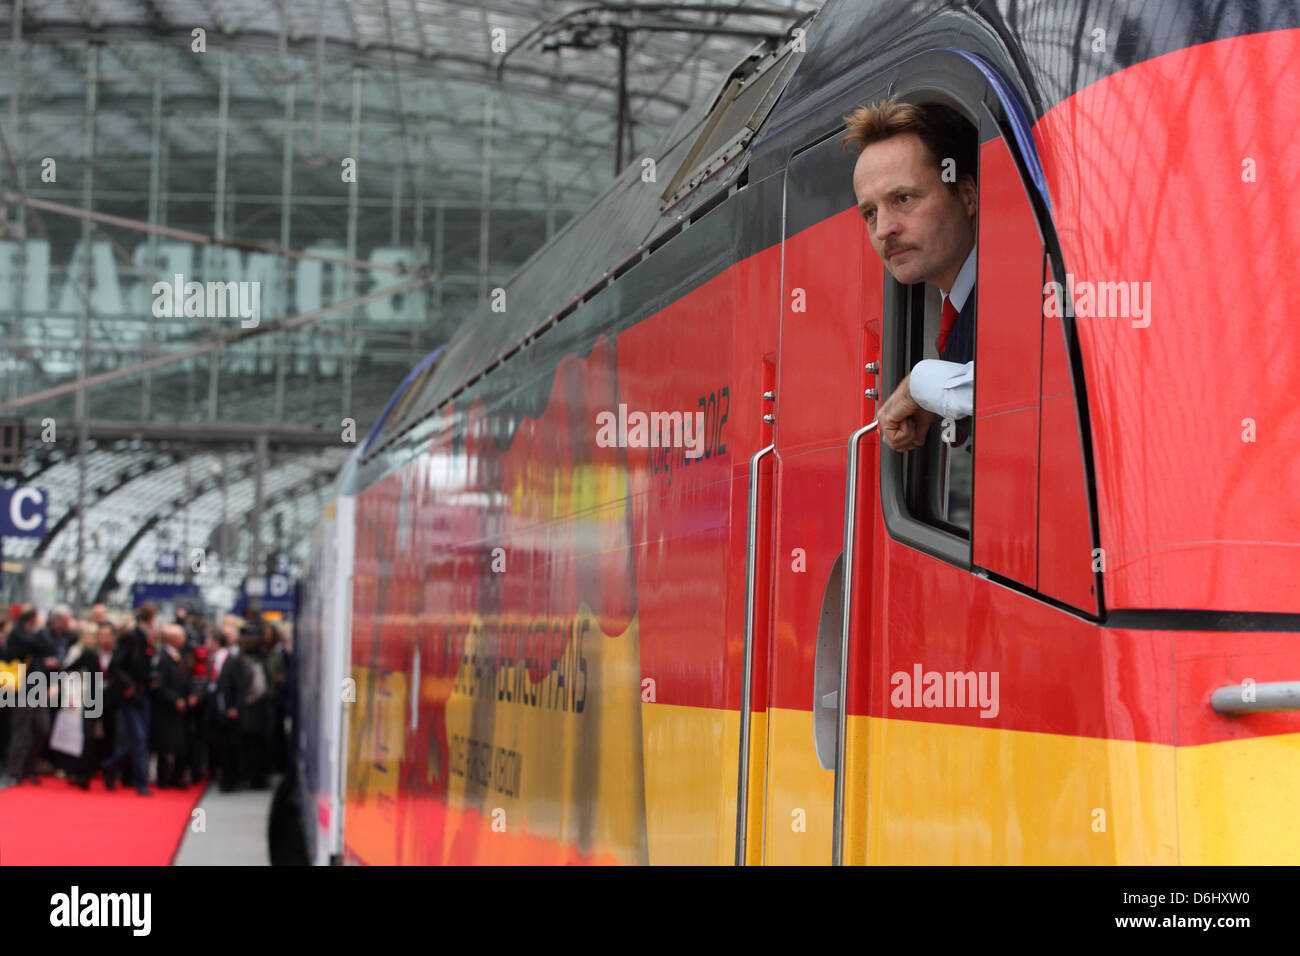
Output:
[735, 441, 775, 866]
[1211, 681, 1300, 715]
[832, 420, 878, 866]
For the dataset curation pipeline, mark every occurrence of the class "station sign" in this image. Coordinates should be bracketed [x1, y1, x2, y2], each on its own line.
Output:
[0, 486, 48, 538]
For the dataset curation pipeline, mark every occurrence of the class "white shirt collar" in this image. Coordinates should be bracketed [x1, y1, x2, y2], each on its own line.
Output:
[944, 245, 977, 312]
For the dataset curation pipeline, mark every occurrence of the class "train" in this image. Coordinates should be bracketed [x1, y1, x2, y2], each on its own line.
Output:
[286, 0, 1300, 864]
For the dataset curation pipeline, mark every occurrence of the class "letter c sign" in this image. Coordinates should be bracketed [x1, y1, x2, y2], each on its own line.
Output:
[0, 487, 47, 538]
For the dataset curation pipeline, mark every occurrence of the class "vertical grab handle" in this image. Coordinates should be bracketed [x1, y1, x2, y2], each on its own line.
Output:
[735, 441, 776, 866]
[831, 420, 878, 866]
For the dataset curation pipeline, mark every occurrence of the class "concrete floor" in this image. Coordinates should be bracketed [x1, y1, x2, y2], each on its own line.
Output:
[173, 776, 279, 865]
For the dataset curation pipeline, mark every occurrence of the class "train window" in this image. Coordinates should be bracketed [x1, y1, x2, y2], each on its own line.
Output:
[872, 99, 981, 563]
[899, 276, 975, 540]
[876, 91, 1049, 576]
[659, 41, 799, 211]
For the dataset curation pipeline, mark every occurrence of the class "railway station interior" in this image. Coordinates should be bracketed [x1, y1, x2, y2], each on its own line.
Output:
[0, 0, 822, 865]
[0, 0, 1296, 891]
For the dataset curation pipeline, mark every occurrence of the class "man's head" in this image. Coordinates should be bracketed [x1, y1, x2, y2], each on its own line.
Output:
[50, 605, 73, 632]
[17, 606, 40, 631]
[90, 604, 108, 625]
[239, 625, 263, 656]
[98, 622, 116, 654]
[163, 624, 186, 649]
[845, 99, 977, 291]
[136, 602, 158, 631]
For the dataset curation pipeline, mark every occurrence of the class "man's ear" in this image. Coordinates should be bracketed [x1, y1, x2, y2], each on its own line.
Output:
[960, 175, 977, 216]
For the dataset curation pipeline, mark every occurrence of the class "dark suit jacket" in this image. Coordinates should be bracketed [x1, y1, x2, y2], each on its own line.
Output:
[109, 626, 152, 700]
[6, 625, 58, 675]
[217, 653, 269, 734]
[941, 286, 976, 366]
[152, 647, 190, 753]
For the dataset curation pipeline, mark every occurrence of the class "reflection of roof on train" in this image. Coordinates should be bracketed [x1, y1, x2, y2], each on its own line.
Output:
[364, 21, 821, 456]
[330, 447, 362, 502]
[361, 346, 447, 457]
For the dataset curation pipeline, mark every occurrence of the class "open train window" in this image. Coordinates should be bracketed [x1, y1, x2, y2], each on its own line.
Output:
[899, 275, 974, 540]
[873, 62, 1054, 578]
[659, 40, 799, 211]
[870, 95, 981, 565]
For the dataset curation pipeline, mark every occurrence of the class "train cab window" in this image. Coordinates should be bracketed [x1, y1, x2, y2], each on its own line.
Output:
[900, 270, 975, 540]
[870, 93, 1048, 576]
[859, 99, 980, 561]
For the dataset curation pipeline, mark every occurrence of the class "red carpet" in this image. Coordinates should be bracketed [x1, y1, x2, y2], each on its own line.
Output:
[0, 775, 205, 865]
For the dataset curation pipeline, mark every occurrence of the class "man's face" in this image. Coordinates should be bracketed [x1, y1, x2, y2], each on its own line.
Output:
[852, 132, 976, 289]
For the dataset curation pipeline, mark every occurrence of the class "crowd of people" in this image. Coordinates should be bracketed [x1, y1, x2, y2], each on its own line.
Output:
[0, 601, 291, 796]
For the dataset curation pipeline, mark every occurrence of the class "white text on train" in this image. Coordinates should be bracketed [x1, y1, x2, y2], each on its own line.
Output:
[890, 664, 999, 719]
[594, 405, 705, 459]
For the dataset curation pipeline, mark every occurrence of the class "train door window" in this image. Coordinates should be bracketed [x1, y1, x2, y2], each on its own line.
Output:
[874, 91, 1047, 576]
[899, 265, 975, 541]
[872, 97, 981, 565]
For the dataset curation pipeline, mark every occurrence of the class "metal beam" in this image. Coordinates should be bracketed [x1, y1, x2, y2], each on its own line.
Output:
[21, 418, 351, 447]
[94, 455, 339, 602]
[11, 23, 695, 116]
[33, 445, 183, 561]
[0, 271, 435, 412]
[0, 190, 416, 274]
[74, 43, 99, 614]
[92, 452, 258, 602]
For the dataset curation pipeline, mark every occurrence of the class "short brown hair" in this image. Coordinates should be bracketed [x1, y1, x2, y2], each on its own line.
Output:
[842, 99, 977, 193]
[136, 601, 158, 624]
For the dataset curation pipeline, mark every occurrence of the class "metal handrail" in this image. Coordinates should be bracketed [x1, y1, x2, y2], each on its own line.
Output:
[831, 419, 878, 866]
[735, 441, 776, 865]
[1211, 681, 1300, 715]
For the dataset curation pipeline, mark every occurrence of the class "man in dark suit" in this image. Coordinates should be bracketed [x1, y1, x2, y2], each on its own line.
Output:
[216, 629, 248, 791]
[91, 622, 118, 786]
[0, 607, 59, 788]
[46, 607, 78, 658]
[103, 603, 158, 795]
[845, 99, 978, 450]
[152, 624, 190, 788]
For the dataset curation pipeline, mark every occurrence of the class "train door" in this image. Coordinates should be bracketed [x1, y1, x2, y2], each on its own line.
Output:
[758, 131, 882, 864]
[834, 61, 1100, 864]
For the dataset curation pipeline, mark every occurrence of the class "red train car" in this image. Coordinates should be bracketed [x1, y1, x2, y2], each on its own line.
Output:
[321, 0, 1300, 864]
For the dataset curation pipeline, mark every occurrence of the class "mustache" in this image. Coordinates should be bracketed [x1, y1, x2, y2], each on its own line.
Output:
[882, 242, 915, 257]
